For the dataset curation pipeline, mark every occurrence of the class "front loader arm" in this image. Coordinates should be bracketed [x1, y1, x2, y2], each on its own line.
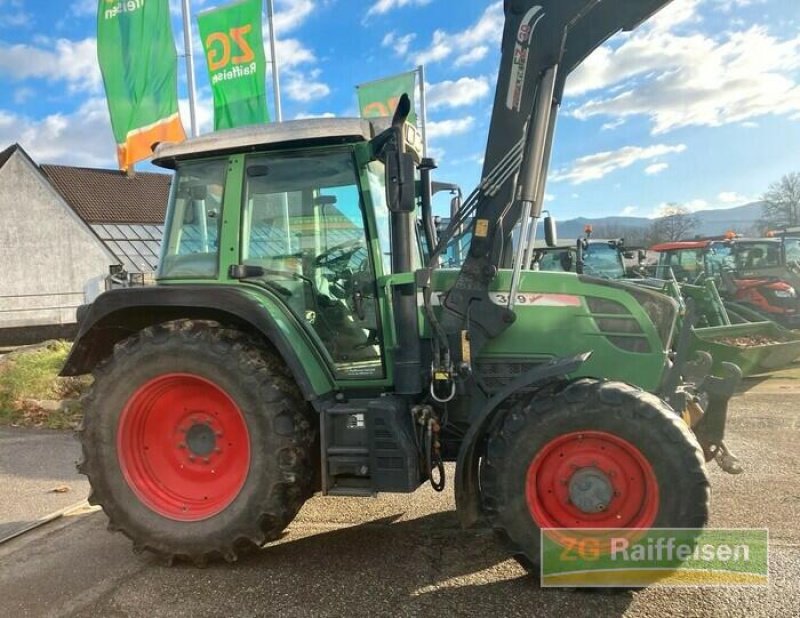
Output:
[439, 0, 675, 354]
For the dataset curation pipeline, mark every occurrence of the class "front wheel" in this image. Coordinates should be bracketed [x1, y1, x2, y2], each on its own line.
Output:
[480, 379, 710, 568]
[78, 321, 316, 564]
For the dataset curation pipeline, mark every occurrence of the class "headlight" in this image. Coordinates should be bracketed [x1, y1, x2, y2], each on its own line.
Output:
[772, 287, 796, 298]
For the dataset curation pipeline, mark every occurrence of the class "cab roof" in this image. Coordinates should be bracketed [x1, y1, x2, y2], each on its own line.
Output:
[152, 118, 382, 169]
[650, 241, 711, 252]
[651, 238, 782, 252]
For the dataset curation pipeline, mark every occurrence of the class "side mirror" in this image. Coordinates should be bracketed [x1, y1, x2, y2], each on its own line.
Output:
[544, 215, 558, 248]
[576, 238, 587, 274]
[386, 150, 416, 213]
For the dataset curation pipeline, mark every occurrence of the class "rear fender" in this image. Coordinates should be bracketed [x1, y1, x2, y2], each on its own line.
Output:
[455, 353, 591, 528]
[60, 286, 335, 402]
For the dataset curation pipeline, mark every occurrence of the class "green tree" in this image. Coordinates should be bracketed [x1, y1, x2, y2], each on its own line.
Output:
[761, 172, 800, 229]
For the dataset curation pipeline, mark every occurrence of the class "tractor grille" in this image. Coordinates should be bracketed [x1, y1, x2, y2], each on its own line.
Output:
[586, 296, 652, 354]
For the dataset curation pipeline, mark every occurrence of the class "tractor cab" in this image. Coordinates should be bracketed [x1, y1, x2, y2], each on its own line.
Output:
[153, 118, 423, 381]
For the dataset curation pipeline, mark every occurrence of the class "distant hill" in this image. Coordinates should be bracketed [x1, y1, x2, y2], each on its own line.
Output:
[556, 202, 764, 240]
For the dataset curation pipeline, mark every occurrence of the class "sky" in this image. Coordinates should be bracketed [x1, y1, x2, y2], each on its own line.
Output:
[0, 0, 799, 220]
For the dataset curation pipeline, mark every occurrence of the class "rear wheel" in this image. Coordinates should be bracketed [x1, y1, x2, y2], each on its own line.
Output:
[78, 320, 315, 564]
[480, 379, 709, 569]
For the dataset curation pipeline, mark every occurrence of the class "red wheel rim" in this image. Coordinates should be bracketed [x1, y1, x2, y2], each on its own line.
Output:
[526, 431, 659, 530]
[117, 373, 251, 522]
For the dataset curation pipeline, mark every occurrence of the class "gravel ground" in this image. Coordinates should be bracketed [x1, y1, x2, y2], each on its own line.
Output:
[0, 393, 796, 618]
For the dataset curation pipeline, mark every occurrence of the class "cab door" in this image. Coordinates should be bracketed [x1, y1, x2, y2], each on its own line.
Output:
[239, 149, 385, 380]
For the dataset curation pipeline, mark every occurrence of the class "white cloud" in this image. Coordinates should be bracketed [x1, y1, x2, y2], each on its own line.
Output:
[426, 117, 475, 139]
[0, 98, 115, 167]
[685, 199, 710, 211]
[257, 3, 328, 108]
[0, 38, 101, 94]
[647, 0, 702, 33]
[718, 191, 751, 204]
[566, 2, 800, 135]
[426, 77, 490, 110]
[621, 206, 638, 216]
[272, 0, 314, 33]
[273, 38, 316, 69]
[645, 162, 669, 175]
[427, 146, 445, 161]
[13, 87, 34, 104]
[649, 199, 709, 217]
[366, 0, 432, 19]
[381, 32, 416, 57]
[179, 92, 214, 136]
[454, 46, 489, 68]
[71, 0, 97, 17]
[168, 0, 213, 18]
[0, 0, 29, 28]
[601, 118, 626, 132]
[284, 69, 330, 103]
[713, 0, 767, 13]
[294, 112, 336, 119]
[412, 2, 503, 66]
[0, 90, 214, 168]
[552, 144, 687, 185]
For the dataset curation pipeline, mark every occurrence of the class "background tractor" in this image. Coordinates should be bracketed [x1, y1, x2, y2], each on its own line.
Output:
[652, 238, 800, 327]
[62, 0, 743, 569]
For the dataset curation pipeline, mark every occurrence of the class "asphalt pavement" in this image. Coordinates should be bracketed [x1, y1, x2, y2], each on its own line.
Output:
[0, 428, 89, 540]
[0, 393, 797, 617]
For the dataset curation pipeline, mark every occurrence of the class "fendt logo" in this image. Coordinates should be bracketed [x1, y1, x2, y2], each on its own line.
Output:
[104, 0, 146, 21]
[505, 5, 544, 112]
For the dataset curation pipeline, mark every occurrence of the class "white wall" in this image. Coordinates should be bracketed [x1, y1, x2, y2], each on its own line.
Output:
[0, 151, 116, 329]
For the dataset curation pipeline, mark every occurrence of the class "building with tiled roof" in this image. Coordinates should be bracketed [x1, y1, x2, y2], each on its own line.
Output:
[42, 165, 169, 272]
[0, 144, 170, 344]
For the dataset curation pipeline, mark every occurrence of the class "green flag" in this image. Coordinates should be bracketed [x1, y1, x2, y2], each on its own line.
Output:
[357, 71, 417, 123]
[97, 0, 186, 171]
[198, 0, 269, 131]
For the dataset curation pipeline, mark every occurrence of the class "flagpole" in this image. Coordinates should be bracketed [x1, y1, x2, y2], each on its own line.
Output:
[266, 0, 282, 122]
[181, 0, 199, 136]
[417, 64, 428, 157]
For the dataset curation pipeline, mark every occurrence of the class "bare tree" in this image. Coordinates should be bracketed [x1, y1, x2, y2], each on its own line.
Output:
[761, 172, 800, 229]
[647, 204, 699, 244]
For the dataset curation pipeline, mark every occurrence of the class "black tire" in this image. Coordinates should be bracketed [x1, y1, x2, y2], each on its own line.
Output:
[480, 379, 709, 569]
[77, 320, 316, 564]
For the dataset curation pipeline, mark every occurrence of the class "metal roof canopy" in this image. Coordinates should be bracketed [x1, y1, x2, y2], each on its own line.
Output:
[152, 118, 388, 169]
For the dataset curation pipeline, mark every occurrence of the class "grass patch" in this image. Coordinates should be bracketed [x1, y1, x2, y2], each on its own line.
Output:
[0, 341, 91, 429]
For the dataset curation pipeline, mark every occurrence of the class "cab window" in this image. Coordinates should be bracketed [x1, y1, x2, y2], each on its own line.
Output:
[159, 159, 226, 279]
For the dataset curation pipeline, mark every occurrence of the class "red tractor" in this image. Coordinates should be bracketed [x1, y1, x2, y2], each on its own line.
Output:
[652, 239, 800, 327]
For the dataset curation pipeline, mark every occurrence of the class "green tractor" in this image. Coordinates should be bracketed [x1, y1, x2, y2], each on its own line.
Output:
[63, 0, 742, 568]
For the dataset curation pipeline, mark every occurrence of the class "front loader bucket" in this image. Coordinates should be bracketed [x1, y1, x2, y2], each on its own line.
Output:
[690, 322, 800, 377]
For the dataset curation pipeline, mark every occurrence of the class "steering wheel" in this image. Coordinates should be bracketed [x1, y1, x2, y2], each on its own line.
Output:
[314, 239, 365, 269]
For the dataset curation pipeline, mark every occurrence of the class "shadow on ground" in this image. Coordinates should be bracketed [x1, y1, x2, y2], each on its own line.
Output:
[114, 510, 635, 618]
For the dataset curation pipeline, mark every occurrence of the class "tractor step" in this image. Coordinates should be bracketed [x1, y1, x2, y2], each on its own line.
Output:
[320, 397, 422, 496]
[325, 487, 375, 497]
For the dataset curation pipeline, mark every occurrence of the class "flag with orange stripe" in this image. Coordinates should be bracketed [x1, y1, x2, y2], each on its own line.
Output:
[97, 0, 186, 171]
